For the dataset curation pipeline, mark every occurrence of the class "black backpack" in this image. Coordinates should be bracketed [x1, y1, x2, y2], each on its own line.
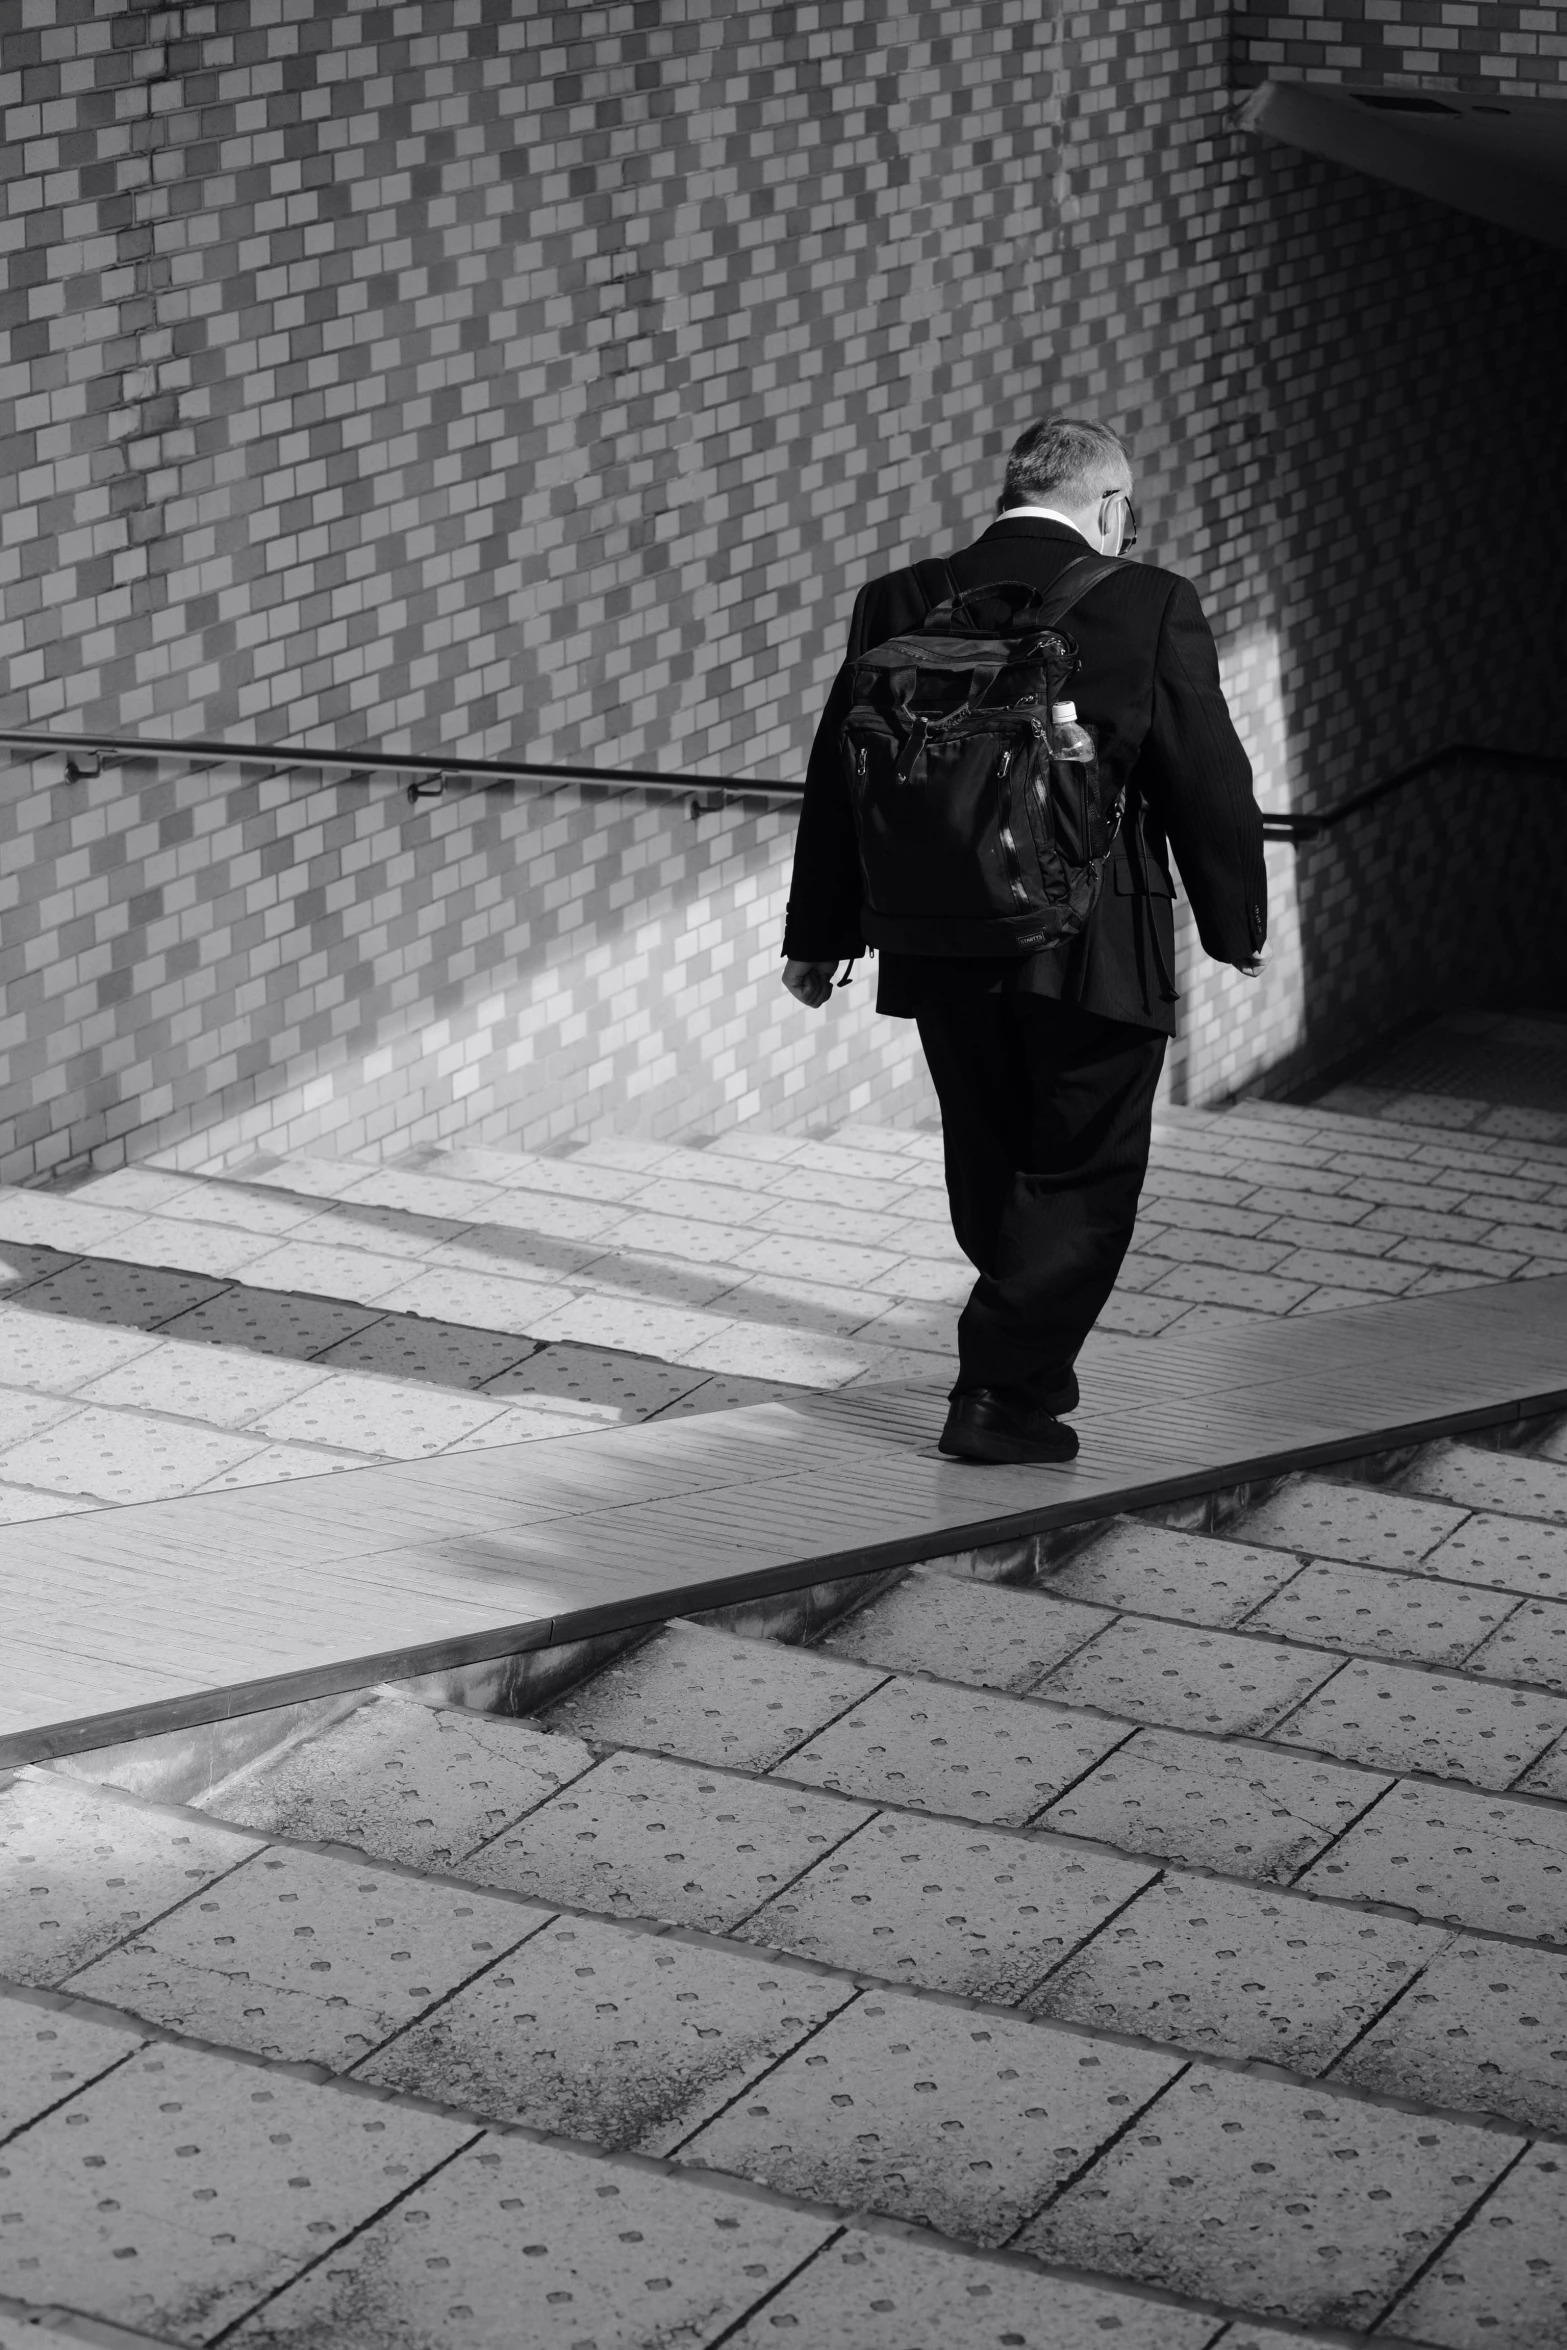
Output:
[840, 555, 1123, 956]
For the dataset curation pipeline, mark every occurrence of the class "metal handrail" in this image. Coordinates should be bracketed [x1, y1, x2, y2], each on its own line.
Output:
[1, 724, 1561, 840]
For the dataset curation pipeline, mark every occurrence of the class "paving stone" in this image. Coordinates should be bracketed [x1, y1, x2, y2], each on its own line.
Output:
[155, 1287, 389, 1359]
[681, 1989, 1178, 2249]
[1021, 2063, 1511, 2329]
[1030, 1870, 1442, 2069]
[781, 1679, 1128, 1826]
[721, 2222, 1212, 2350]
[0, 1390, 80, 1448]
[72, 1844, 544, 2069]
[0, 1305, 162, 1392]
[1404, 1442, 1567, 1525]
[1301, 1780, 1567, 1941]
[358, 1914, 851, 2154]
[1042, 1728, 1388, 1883]
[1244, 1559, 1517, 1666]
[1036, 1617, 1335, 1737]
[239, 1240, 425, 1309]
[1335, 1932, 1567, 2133]
[739, 1813, 1152, 2001]
[0, 1773, 254, 1986]
[198, 1696, 592, 1872]
[1230, 1477, 1470, 1567]
[1272, 1660, 1567, 1789]
[1386, 2144, 1567, 2348]
[543, 1623, 885, 1772]
[132, 1178, 324, 1236]
[481, 1340, 709, 1415]
[193, 1441, 374, 1491]
[229, 2130, 830, 2350]
[821, 1570, 1109, 1691]
[444, 1397, 621, 1446]
[0, 1406, 263, 1504]
[0, 1993, 144, 2141]
[79, 1341, 331, 1427]
[1469, 1600, 1567, 1700]
[0, 1195, 145, 1254]
[252, 1370, 513, 1459]
[1042, 1522, 1301, 1626]
[309, 1315, 539, 1390]
[0, 2040, 469, 2339]
[465, 1749, 871, 1932]
[1421, 1509, 1567, 1602]
[12, 1261, 230, 1332]
[93, 1215, 284, 1282]
[0, 1243, 85, 1301]
[0, 1483, 97, 1524]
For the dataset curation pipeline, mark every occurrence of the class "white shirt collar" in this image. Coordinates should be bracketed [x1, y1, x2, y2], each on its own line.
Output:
[997, 505, 1089, 538]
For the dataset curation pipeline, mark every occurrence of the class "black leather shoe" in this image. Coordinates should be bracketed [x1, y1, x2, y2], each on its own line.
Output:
[938, 1388, 1080, 1465]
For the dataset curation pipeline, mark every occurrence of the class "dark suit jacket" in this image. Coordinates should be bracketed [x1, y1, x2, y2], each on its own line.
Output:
[783, 517, 1268, 1036]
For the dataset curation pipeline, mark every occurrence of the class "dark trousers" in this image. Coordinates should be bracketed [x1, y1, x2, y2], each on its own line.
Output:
[915, 993, 1167, 1403]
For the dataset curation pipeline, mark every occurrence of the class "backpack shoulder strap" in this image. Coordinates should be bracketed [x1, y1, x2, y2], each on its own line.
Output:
[910, 556, 961, 615]
[1033, 554, 1123, 629]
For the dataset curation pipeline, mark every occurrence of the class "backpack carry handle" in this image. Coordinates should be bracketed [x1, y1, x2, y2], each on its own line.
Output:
[913, 555, 1122, 639]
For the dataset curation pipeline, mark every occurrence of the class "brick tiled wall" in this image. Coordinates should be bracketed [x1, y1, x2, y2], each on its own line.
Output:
[1233, 2, 1567, 95]
[1, 1, 1564, 1182]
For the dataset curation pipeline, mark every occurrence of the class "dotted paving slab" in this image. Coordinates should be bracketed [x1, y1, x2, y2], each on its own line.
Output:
[69, 1845, 545, 2071]
[1405, 1441, 1567, 1525]
[1030, 1871, 1443, 2072]
[821, 1568, 1110, 1691]
[1040, 1523, 1302, 1626]
[737, 1814, 1153, 2002]
[1272, 1659, 1567, 1790]
[1021, 2064, 1513, 2330]
[1231, 1480, 1470, 1569]
[1036, 1617, 1335, 1738]
[679, 1992, 1180, 2249]
[1333, 1931, 1567, 2134]
[1423, 1510, 1567, 1604]
[1388, 2143, 1567, 2349]
[356, 1915, 853, 2156]
[779, 1679, 1129, 1826]
[1244, 1560, 1517, 1667]
[0, 2041, 471, 2339]
[0, 1992, 144, 2142]
[463, 1750, 872, 1933]
[0, 1773, 254, 1987]
[1300, 1780, 1567, 1941]
[543, 1624, 886, 1772]
[1469, 1601, 1567, 1701]
[196, 1696, 595, 1873]
[1041, 1728, 1389, 1884]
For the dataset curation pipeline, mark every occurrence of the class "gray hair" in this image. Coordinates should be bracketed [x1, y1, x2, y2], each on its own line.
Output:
[1001, 416, 1129, 510]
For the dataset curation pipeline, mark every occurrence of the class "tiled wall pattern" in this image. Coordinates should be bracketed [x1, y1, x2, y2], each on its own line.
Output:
[1233, 2, 1567, 94]
[0, 0, 1563, 1178]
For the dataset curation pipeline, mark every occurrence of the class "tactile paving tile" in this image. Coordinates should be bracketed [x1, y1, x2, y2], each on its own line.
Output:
[72, 1844, 544, 2069]
[0, 1241, 82, 1300]
[0, 1389, 81, 1449]
[481, 1340, 711, 1415]
[1031, 1869, 1443, 2070]
[1301, 1779, 1567, 1940]
[1386, 2143, 1567, 2348]
[1036, 1616, 1336, 1737]
[11, 1261, 231, 1332]
[679, 1988, 1179, 2248]
[0, 1304, 162, 1392]
[1244, 1558, 1518, 1666]
[720, 2221, 1214, 2350]
[1040, 1521, 1301, 1626]
[92, 1215, 283, 1282]
[821, 1568, 1109, 1691]
[0, 1773, 254, 1986]
[1021, 2062, 1511, 2329]
[1229, 1477, 1470, 1567]
[78, 1341, 331, 1428]
[1404, 1442, 1567, 1524]
[1467, 1599, 1567, 1699]
[1271, 1659, 1567, 1789]
[649, 1368, 805, 1418]
[129, 1178, 325, 1236]
[780, 1678, 1129, 1826]
[0, 2040, 469, 2338]
[0, 1483, 96, 1525]
[251, 1370, 513, 1458]
[357, 1912, 852, 2155]
[198, 1696, 592, 1872]
[235, 1240, 418, 1310]
[1042, 1727, 1389, 1883]
[0, 1195, 146, 1254]
[312, 1315, 539, 1389]
[1343, 1926, 1567, 2131]
[156, 1288, 388, 1360]
[1420, 1509, 1567, 1603]
[0, 1993, 144, 2140]
[542, 1622, 886, 1771]
[463, 1749, 871, 1932]
[228, 2129, 830, 2350]
[739, 1811, 1153, 2000]
[0, 1405, 263, 1504]
[194, 1440, 373, 1492]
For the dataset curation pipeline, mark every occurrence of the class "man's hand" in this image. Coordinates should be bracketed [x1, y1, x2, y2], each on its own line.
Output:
[783, 958, 840, 1009]
[1232, 949, 1268, 979]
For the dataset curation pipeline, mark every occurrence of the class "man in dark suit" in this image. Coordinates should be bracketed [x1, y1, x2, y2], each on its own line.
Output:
[782, 415, 1267, 1465]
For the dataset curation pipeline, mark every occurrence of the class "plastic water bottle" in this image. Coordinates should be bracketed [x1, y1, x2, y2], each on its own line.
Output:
[1049, 700, 1095, 762]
